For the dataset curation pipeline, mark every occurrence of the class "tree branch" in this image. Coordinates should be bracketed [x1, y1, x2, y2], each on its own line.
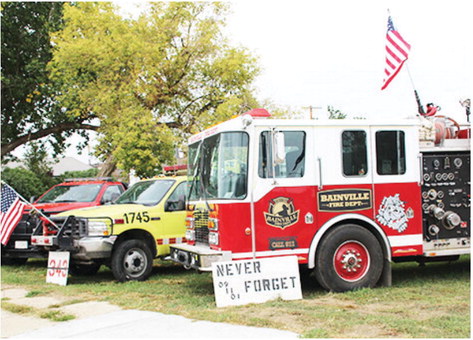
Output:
[1, 122, 100, 157]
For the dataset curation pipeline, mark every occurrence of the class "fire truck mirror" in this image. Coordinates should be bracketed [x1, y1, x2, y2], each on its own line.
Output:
[274, 131, 286, 164]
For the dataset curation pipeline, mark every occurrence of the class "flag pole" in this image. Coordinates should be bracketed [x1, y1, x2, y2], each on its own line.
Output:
[405, 63, 425, 115]
[383, 10, 425, 115]
[1, 181, 60, 229]
[391, 10, 424, 115]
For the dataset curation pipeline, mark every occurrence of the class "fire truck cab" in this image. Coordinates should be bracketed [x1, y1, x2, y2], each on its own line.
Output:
[170, 109, 470, 292]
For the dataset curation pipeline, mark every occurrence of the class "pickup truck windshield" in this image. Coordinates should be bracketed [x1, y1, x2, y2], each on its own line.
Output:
[37, 184, 102, 203]
[115, 180, 174, 206]
[189, 132, 249, 200]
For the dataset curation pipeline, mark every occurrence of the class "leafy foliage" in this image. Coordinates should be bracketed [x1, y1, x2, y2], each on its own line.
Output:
[57, 168, 99, 181]
[1, 167, 48, 199]
[49, 2, 259, 177]
[327, 105, 347, 119]
[0, 2, 96, 159]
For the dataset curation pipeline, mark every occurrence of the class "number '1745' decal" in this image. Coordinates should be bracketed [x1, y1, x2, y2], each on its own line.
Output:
[123, 212, 150, 223]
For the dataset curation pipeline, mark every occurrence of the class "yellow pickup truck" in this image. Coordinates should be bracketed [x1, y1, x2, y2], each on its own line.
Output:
[31, 176, 187, 282]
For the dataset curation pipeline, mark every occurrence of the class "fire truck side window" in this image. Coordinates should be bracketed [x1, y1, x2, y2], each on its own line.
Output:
[259, 131, 306, 178]
[375, 130, 406, 175]
[342, 130, 368, 176]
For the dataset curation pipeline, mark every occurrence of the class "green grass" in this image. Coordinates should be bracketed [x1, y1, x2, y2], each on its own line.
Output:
[1, 301, 35, 315]
[25, 290, 43, 298]
[1, 255, 470, 338]
[39, 310, 75, 322]
[1, 300, 75, 322]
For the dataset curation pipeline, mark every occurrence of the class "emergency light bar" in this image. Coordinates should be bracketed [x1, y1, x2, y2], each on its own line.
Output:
[244, 108, 271, 118]
[64, 177, 114, 182]
[163, 164, 187, 172]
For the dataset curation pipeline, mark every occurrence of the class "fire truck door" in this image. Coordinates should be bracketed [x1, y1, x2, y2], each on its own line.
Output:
[315, 127, 374, 218]
[369, 127, 423, 255]
[251, 128, 316, 257]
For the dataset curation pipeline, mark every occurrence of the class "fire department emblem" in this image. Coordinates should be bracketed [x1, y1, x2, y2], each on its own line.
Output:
[376, 194, 411, 233]
[264, 197, 300, 229]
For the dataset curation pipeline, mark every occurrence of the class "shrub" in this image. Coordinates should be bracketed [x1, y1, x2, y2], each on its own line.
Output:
[1, 167, 48, 200]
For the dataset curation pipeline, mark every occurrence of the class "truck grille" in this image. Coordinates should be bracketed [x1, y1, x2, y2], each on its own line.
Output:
[12, 214, 37, 235]
[193, 210, 209, 244]
[50, 216, 88, 239]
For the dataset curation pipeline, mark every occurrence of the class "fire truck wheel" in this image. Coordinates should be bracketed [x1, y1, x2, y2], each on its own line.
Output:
[315, 225, 383, 292]
[111, 239, 153, 282]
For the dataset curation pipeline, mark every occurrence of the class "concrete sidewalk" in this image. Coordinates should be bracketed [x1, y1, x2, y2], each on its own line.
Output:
[8, 310, 299, 338]
[1, 288, 298, 338]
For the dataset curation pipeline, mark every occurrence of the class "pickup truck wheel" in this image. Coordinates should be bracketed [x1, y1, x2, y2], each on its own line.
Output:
[69, 261, 101, 276]
[1, 257, 28, 265]
[315, 225, 383, 292]
[111, 239, 153, 282]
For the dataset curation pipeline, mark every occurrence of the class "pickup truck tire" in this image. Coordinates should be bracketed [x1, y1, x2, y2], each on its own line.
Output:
[315, 224, 383, 292]
[1, 257, 28, 266]
[69, 261, 101, 276]
[111, 239, 153, 282]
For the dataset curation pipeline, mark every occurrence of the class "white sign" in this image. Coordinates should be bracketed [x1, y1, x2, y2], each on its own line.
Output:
[212, 256, 302, 307]
[46, 251, 70, 286]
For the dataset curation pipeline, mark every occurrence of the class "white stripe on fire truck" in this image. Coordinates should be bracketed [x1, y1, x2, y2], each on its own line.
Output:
[232, 248, 310, 259]
[387, 234, 423, 247]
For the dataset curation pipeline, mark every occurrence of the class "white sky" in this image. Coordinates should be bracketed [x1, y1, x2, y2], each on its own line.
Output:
[13, 0, 473, 164]
[224, 0, 472, 121]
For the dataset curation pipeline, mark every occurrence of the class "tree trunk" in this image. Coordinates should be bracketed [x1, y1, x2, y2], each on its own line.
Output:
[98, 155, 117, 177]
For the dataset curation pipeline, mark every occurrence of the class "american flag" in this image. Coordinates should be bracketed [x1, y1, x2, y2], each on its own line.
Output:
[1, 184, 27, 245]
[381, 16, 411, 90]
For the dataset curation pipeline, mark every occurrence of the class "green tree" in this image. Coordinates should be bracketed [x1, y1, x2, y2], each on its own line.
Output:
[327, 105, 347, 119]
[58, 168, 99, 181]
[22, 142, 57, 190]
[49, 2, 259, 177]
[0, 2, 98, 159]
[1, 167, 47, 200]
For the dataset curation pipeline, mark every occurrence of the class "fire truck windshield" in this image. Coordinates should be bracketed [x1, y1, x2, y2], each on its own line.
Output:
[188, 132, 249, 201]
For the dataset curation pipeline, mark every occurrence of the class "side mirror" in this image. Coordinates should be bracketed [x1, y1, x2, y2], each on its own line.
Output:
[101, 192, 120, 205]
[273, 131, 286, 164]
[165, 198, 186, 212]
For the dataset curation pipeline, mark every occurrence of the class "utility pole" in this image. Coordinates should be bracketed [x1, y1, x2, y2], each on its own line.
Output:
[302, 105, 322, 119]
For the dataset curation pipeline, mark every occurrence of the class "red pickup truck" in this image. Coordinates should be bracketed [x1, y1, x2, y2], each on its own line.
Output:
[1, 178, 126, 264]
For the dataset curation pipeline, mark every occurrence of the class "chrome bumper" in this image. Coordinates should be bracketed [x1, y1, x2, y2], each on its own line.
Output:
[31, 235, 116, 261]
[170, 244, 232, 271]
[72, 236, 117, 260]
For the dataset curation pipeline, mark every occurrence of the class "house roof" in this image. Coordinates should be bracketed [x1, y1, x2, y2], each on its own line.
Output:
[4, 157, 93, 176]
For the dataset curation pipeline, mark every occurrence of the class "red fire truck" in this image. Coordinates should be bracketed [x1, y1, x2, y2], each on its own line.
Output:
[170, 109, 470, 292]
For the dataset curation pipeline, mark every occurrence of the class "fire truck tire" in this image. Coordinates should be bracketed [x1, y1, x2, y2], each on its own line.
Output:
[315, 224, 383, 292]
[111, 239, 153, 282]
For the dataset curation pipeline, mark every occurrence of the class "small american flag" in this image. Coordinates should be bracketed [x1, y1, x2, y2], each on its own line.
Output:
[1, 184, 27, 245]
[381, 16, 411, 90]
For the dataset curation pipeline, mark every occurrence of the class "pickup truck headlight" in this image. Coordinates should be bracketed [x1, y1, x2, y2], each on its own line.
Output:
[88, 221, 109, 236]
